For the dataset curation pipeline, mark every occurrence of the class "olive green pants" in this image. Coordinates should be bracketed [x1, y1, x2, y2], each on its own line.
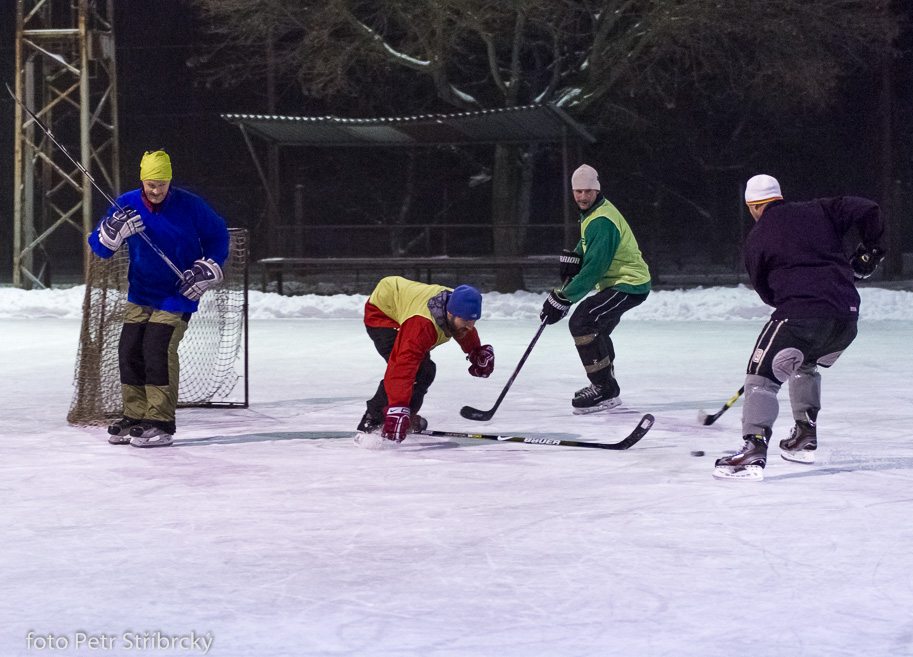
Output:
[119, 302, 190, 432]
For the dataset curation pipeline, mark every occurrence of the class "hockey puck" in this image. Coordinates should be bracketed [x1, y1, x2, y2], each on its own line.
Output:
[690, 450, 705, 457]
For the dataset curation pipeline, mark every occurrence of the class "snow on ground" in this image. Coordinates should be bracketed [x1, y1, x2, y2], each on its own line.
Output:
[2, 285, 912, 657]
[2, 283, 912, 321]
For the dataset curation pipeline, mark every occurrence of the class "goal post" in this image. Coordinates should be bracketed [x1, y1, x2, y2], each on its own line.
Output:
[67, 228, 249, 426]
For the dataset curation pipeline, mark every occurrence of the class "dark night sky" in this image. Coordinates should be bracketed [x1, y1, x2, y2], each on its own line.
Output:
[0, 1, 261, 280]
[2, 1, 911, 281]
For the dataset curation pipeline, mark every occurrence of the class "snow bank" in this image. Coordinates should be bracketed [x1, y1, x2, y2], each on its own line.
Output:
[0, 284, 909, 321]
[0, 286, 87, 320]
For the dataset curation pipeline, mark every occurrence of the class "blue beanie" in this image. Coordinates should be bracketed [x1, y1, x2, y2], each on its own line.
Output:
[447, 285, 482, 320]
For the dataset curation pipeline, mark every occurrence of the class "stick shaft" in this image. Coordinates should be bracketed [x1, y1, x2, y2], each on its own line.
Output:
[724, 387, 744, 408]
[6, 84, 185, 280]
[700, 386, 744, 425]
[483, 320, 546, 413]
[421, 414, 653, 450]
[460, 278, 571, 421]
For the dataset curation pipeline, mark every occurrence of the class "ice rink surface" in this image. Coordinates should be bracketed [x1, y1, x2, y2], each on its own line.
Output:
[2, 286, 912, 657]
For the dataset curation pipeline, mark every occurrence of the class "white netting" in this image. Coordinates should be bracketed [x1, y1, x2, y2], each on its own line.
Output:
[67, 228, 248, 426]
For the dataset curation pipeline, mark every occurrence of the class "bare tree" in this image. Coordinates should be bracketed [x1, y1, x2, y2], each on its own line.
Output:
[189, 0, 898, 287]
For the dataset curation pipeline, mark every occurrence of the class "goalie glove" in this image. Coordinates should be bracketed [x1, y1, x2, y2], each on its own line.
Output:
[98, 206, 144, 252]
[467, 344, 495, 378]
[179, 258, 224, 301]
[850, 243, 885, 280]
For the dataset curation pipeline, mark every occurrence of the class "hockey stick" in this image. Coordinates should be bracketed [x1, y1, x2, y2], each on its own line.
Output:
[698, 386, 744, 426]
[459, 320, 546, 421]
[460, 278, 572, 422]
[5, 83, 185, 281]
[420, 413, 654, 450]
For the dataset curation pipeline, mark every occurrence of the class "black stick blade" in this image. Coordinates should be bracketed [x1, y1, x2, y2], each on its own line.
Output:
[698, 386, 744, 426]
[607, 413, 654, 450]
[698, 408, 721, 426]
[460, 405, 494, 421]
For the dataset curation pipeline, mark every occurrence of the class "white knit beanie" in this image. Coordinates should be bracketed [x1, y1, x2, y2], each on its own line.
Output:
[744, 174, 782, 205]
[571, 164, 600, 191]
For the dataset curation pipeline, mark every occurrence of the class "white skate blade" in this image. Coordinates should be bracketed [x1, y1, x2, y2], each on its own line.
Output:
[354, 432, 391, 450]
[781, 449, 815, 464]
[572, 398, 622, 415]
[130, 434, 173, 448]
[713, 464, 764, 481]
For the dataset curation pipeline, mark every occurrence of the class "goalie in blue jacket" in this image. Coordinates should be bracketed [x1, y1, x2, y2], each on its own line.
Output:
[88, 150, 229, 448]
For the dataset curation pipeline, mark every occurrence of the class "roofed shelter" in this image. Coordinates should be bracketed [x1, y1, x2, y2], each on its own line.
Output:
[222, 103, 595, 290]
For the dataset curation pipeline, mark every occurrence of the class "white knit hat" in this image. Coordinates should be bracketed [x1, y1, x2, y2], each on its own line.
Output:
[744, 174, 782, 205]
[571, 164, 600, 191]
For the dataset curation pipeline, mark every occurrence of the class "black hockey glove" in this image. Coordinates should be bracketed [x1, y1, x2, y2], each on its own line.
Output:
[850, 243, 885, 280]
[540, 289, 571, 325]
[559, 250, 582, 280]
[98, 206, 144, 252]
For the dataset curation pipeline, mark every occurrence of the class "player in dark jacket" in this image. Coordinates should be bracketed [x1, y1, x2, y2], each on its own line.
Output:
[88, 151, 229, 448]
[714, 174, 885, 481]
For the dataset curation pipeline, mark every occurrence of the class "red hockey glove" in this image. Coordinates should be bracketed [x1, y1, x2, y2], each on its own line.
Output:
[468, 344, 495, 378]
[382, 406, 411, 443]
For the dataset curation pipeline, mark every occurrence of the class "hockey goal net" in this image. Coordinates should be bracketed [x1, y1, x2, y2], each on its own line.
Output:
[67, 228, 249, 426]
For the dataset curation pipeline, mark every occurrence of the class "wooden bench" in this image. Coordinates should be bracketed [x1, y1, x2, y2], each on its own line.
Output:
[258, 256, 558, 294]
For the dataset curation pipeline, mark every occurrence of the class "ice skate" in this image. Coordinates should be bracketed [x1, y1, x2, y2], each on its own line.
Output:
[129, 423, 174, 448]
[572, 383, 622, 415]
[713, 433, 769, 481]
[780, 420, 817, 464]
[355, 411, 388, 449]
[410, 414, 428, 433]
[354, 431, 390, 449]
[107, 417, 141, 445]
[356, 411, 382, 434]
[355, 412, 424, 449]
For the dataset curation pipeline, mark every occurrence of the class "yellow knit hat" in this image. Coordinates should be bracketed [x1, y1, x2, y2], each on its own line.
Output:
[140, 150, 173, 181]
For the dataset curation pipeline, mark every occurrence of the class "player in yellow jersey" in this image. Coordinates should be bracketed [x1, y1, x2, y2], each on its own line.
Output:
[358, 277, 495, 443]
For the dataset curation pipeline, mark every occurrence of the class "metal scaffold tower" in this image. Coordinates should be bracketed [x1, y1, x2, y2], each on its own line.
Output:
[12, 0, 119, 288]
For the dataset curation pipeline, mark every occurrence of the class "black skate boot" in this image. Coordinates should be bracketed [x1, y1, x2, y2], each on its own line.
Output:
[713, 432, 770, 481]
[357, 411, 383, 434]
[410, 414, 428, 433]
[780, 420, 817, 464]
[129, 421, 174, 448]
[572, 383, 621, 415]
[107, 417, 142, 445]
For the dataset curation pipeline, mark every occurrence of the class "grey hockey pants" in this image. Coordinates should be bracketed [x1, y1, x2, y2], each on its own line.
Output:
[742, 317, 857, 437]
